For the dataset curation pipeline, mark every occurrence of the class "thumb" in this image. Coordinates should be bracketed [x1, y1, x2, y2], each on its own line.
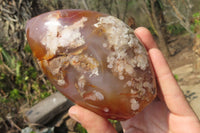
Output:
[68, 105, 117, 133]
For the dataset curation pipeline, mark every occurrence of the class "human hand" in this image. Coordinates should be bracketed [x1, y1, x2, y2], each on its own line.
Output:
[68, 27, 200, 133]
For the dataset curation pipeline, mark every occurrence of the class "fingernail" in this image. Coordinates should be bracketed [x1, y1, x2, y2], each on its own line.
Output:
[69, 107, 80, 123]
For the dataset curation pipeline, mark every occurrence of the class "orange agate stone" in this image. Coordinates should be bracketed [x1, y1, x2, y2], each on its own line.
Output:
[26, 9, 157, 120]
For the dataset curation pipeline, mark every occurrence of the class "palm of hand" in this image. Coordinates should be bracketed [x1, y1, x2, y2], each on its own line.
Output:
[121, 100, 169, 133]
[121, 99, 199, 133]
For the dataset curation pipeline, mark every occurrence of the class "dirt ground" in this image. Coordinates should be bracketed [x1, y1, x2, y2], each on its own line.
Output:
[167, 39, 200, 119]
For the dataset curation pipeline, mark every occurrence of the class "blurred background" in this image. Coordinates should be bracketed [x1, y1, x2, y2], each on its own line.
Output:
[0, 0, 200, 132]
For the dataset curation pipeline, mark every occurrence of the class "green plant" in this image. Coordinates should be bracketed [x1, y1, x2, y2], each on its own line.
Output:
[148, 26, 157, 36]
[191, 12, 200, 32]
[0, 46, 16, 69]
[24, 44, 32, 53]
[0, 97, 8, 103]
[74, 119, 119, 133]
[108, 119, 118, 124]
[0, 44, 55, 122]
[9, 89, 21, 100]
[166, 24, 186, 35]
[75, 123, 87, 133]
[174, 74, 178, 81]
[40, 92, 51, 99]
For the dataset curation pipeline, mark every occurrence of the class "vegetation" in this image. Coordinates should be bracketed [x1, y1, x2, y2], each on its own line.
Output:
[74, 119, 119, 133]
[0, 0, 199, 132]
[166, 24, 186, 36]
[191, 12, 200, 34]
[75, 123, 88, 133]
[191, 12, 200, 72]
[0, 44, 56, 132]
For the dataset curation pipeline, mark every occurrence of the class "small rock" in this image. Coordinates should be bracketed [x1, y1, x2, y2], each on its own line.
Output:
[66, 118, 77, 131]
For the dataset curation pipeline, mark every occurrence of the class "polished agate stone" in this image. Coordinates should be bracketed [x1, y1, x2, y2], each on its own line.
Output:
[26, 9, 157, 120]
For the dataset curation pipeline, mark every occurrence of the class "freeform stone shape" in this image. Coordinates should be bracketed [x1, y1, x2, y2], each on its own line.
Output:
[26, 9, 157, 120]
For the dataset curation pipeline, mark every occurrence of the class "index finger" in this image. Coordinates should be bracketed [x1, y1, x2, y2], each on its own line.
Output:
[134, 27, 158, 50]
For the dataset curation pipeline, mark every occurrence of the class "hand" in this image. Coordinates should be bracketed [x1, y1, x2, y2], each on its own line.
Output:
[68, 27, 200, 133]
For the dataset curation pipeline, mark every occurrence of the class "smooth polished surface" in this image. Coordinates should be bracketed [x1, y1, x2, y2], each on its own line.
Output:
[26, 9, 157, 120]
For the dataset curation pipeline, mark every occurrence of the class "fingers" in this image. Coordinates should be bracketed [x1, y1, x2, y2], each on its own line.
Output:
[134, 27, 158, 50]
[149, 49, 195, 116]
[134, 27, 195, 116]
[68, 105, 117, 133]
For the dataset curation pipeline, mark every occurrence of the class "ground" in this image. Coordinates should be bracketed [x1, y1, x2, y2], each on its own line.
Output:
[167, 38, 200, 119]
